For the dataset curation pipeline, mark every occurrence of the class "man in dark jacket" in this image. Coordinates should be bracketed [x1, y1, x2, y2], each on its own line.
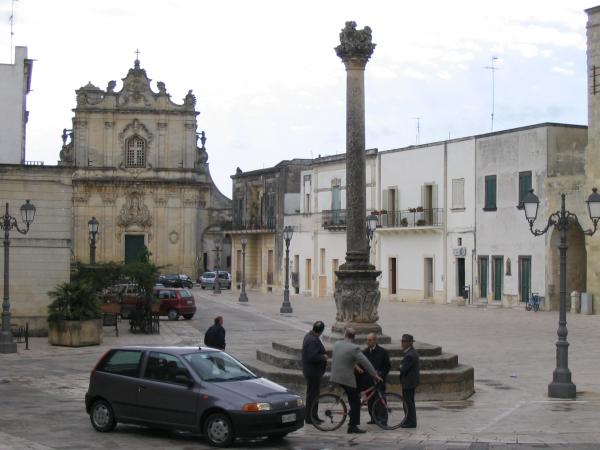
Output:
[301, 321, 327, 425]
[204, 316, 226, 350]
[356, 333, 391, 424]
[399, 333, 420, 428]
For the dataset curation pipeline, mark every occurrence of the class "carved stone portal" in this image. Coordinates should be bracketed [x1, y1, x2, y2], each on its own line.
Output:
[117, 192, 152, 229]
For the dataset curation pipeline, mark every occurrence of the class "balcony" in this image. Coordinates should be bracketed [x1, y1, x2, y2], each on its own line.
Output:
[378, 208, 444, 229]
[232, 216, 276, 232]
[322, 209, 347, 230]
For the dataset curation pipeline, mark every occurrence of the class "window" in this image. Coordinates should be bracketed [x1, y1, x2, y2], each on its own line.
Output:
[320, 248, 326, 275]
[518, 171, 532, 208]
[144, 352, 192, 385]
[452, 178, 465, 209]
[97, 350, 142, 377]
[304, 175, 312, 213]
[484, 175, 497, 210]
[126, 135, 146, 167]
[183, 351, 255, 382]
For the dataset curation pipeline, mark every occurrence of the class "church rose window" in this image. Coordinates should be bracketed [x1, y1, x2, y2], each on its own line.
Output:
[126, 136, 146, 167]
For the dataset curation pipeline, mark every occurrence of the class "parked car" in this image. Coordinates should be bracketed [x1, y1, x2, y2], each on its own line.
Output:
[153, 287, 196, 321]
[199, 271, 232, 290]
[159, 274, 193, 289]
[86, 346, 305, 447]
[102, 284, 144, 320]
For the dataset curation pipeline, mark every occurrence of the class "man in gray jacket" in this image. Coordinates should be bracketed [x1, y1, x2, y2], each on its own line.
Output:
[330, 328, 382, 433]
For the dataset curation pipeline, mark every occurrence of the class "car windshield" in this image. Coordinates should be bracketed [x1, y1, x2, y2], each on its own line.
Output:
[203, 273, 216, 279]
[183, 351, 256, 382]
[179, 289, 192, 298]
[218, 273, 229, 279]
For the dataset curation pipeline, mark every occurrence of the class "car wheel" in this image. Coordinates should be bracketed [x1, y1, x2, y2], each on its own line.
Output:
[167, 309, 179, 321]
[201, 286, 206, 290]
[183, 314, 194, 320]
[267, 432, 288, 441]
[90, 399, 117, 432]
[204, 412, 234, 447]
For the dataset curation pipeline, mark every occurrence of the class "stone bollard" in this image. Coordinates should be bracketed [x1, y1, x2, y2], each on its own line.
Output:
[571, 291, 581, 314]
[581, 292, 594, 315]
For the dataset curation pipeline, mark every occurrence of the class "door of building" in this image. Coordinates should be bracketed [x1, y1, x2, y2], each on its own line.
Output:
[305, 259, 312, 290]
[424, 257, 433, 298]
[519, 256, 531, 302]
[124, 235, 145, 263]
[493, 256, 503, 301]
[389, 257, 397, 294]
[267, 250, 274, 285]
[457, 258, 465, 297]
[479, 256, 488, 299]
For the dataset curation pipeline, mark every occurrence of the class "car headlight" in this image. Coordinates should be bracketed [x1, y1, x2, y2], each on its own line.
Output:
[297, 398, 304, 407]
[242, 402, 271, 412]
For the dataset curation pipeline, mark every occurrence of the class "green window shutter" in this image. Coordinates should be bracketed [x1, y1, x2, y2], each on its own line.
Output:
[519, 172, 532, 205]
[485, 176, 496, 209]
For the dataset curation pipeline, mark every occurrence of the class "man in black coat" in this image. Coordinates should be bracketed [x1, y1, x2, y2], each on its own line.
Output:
[204, 316, 226, 350]
[399, 333, 420, 428]
[301, 321, 327, 425]
[355, 333, 391, 424]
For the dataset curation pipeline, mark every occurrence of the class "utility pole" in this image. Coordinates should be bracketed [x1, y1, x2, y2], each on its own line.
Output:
[414, 117, 422, 145]
[484, 56, 499, 132]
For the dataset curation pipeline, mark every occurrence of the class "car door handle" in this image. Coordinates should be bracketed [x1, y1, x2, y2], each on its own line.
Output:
[137, 385, 146, 393]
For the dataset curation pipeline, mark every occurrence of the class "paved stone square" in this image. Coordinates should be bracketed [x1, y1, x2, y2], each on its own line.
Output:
[1, 288, 600, 449]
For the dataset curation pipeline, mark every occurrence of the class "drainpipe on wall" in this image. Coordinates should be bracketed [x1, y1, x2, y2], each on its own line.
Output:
[443, 141, 448, 303]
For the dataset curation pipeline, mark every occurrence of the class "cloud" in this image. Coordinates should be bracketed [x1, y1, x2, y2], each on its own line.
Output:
[552, 66, 576, 76]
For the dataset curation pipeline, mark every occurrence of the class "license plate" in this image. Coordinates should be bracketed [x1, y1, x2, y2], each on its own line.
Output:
[187, 300, 193, 304]
[281, 413, 296, 423]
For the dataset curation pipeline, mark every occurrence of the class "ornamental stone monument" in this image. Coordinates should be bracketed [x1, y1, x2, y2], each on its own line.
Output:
[331, 22, 388, 343]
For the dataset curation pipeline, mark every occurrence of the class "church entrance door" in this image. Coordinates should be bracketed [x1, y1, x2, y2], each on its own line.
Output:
[125, 235, 145, 263]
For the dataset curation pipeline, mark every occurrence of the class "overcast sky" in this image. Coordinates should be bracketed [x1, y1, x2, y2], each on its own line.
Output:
[0, 0, 594, 195]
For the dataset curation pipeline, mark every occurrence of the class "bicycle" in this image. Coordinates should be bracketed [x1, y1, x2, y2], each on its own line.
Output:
[309, 383, 404, 431]
[526, 292, 541, 311]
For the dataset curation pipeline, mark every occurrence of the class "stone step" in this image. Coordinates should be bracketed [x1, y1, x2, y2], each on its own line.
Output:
[273, 340, 443, 357]
[245, 357, 474, 402]
[257, 347, 459, 371]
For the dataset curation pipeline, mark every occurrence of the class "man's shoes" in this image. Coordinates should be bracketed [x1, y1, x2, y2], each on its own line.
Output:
[366, 420, 376, 425]
[347, 426, 367, 434]
[400, 423, 416, 428]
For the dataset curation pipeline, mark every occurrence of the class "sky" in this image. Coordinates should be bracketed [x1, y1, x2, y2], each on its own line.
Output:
[0, 0, 594, 195]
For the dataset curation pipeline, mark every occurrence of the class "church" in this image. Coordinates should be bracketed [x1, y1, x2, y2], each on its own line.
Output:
[0, 53, 231, 333]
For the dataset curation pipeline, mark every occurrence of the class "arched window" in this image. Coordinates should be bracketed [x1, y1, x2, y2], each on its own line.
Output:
[126, 136, 146, 167]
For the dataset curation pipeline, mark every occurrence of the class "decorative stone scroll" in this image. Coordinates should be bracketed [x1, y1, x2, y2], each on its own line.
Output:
[117, 192, 152, 229]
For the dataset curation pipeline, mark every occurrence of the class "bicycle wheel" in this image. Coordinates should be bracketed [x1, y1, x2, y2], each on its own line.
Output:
[310, 393, 347, 431]
[525, 303, 532, 311]
[370, 392, 405, 430]
[533, 303, 540, 312]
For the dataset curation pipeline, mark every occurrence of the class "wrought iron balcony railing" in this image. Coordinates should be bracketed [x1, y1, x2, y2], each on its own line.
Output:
[232, 216, 276, 231]
[322, 209, 347, 230]
[378, 208, 444, 228]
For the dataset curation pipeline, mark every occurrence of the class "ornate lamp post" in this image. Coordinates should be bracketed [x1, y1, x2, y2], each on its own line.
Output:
[214, 239, 222, 294]
[238, 235, 248, 302]
[88, 216, 99, 265]
[0, 200, 36, 354]
[280, 226, 294, 314]
[522, 188, 600, 398]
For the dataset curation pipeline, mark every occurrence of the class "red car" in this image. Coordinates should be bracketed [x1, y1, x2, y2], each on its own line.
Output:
[153, 287, 196, 321]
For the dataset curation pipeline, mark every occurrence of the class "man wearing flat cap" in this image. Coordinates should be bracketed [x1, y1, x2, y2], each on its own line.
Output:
[399, 333, 420, 428]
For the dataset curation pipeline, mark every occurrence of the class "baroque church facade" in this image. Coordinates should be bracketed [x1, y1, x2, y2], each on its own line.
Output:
[59, 58, 231, 275]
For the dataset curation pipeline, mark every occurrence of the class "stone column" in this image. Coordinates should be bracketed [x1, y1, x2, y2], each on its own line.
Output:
[332, 22, 388, 343]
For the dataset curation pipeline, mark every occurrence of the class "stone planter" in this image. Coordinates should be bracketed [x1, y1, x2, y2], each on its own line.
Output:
[48, 319, 103, 347]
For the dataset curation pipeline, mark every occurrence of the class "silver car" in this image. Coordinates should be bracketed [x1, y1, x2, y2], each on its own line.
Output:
[85, 346, 305, 447]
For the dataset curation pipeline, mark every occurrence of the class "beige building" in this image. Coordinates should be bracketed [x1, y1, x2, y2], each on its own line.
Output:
[60, 58, 230, 276]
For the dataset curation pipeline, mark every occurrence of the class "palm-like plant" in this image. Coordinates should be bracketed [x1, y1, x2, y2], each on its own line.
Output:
[47, 281, 99, 324]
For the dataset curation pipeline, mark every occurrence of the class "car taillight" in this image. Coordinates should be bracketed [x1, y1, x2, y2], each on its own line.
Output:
[90, 350, 110, 380]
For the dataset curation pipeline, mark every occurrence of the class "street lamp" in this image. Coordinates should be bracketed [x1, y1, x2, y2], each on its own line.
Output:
[366, 213, 379, 262]
[88, 216, 99, 265]
[280, 226, 294, 314]
[213, 239, 222, 294]
[238, 235, 248, 302]
[522, 188, 600, 399]
[0, 200, 36, 353]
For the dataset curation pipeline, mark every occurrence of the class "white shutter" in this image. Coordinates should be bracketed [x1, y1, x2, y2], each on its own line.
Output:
[394, 186, 400, 212]
[382, 189, 389, 212]
[421, 185, 426, 209]
[432, 184, 438, 210]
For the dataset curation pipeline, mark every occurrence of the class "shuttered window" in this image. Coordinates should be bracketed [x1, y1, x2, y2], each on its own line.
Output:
[452, 178, 465, 209]
[484, 175, 497, 210]
[518, 171, 532, 208]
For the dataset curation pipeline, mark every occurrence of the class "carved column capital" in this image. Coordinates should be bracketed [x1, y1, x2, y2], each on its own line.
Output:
[335, 21, 376, 67]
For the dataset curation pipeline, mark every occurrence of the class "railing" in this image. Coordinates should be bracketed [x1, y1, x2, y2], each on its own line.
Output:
[232, 216, 276, 231]
[322, 209, 347, 230]
[379, 208, 444, 228]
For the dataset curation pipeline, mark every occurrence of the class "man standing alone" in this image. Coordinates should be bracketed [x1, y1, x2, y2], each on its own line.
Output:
[331, 328, 382, 434]
[399, 333, 420, 428]
[301, 321, 327, 425]
[204, 316, 226, 350]
[356, 333, 391, 424]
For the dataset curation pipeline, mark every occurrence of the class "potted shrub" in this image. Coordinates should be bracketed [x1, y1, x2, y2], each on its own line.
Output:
[401, 218, 409, 227]
[47, 281, 102, 347]
[409, 207, 417, 213]
[416, 206, 424, 212]
[416, 219, 426, 226]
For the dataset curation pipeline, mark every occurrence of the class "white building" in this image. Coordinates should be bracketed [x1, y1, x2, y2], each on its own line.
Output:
[282, 123, 587, 310]
[0, 46, 33, 164]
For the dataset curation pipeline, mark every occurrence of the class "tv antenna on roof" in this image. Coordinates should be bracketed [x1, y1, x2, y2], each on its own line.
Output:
[484, 56, 500, 132]
[9, 0, 18, 63]
[414, 117, 422, 144]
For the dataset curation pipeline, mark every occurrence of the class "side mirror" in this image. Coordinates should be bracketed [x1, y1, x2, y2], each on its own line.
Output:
[174, 375, 195, 387]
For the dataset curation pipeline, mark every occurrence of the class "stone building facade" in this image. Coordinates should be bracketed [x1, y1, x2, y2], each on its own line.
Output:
[59, 59, 231, 276]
